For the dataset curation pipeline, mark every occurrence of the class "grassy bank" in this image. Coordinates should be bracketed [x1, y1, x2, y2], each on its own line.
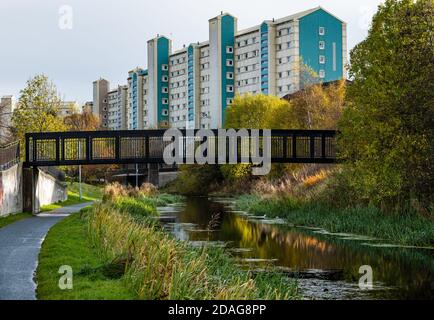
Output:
[37, 184, 298, 300]
[37, 210, 136, 300]
[235, 195, 434, 247]
[41, 182, 102, 212]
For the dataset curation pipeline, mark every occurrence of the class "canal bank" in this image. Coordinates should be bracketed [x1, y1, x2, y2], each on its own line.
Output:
[36, 185, 299, 300]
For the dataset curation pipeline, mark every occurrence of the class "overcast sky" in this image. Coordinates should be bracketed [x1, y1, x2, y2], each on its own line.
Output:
[0, 0, 384, 103]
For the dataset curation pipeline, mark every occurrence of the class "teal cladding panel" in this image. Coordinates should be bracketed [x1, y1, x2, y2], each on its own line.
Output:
[221, 15, 235, 126]
[299, 9, 343, 82]
[157, 37, 170, 124]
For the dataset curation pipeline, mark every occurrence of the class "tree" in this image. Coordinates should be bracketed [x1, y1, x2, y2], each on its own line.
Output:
[12, 74, 66, 151]
[289, 80, 346, 130]
[338, 0, 434, 209]
[64, 111, 100, 131]
[225, 94, 297, 129]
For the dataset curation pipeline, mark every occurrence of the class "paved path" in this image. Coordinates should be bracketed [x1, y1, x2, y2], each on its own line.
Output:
[0, 202, 92, 300]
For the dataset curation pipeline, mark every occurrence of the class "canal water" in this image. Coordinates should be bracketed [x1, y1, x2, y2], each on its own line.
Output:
[158, 197, 434, 300]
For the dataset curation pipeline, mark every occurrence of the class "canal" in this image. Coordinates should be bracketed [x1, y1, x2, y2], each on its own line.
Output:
[158, 197, 434, 300]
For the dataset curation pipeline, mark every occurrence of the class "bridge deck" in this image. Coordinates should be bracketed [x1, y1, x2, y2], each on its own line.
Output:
[24, 129, 337, 167]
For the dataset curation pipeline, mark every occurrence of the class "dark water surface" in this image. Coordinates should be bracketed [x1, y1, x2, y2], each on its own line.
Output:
[159, 197, 434, 300]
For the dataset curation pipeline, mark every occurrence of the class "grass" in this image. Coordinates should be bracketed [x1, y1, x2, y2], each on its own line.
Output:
[0, 212, 32, 229]
[88, 198, 299, 300]
[235, 194, 434, 247]
[41, 182, 103, 212]
[37, 183, 299, 300]
[36, 209, 135, 300]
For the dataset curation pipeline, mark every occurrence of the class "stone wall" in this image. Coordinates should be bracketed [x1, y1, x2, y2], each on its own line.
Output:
[0, 163, 23, 217]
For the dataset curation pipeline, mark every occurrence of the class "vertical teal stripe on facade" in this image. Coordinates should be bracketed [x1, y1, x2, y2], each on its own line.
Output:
[299, 9, 343, 83]
[187, 45, 195, 124]
[157, 37, 170, 125]
[260, 22, 269, 94]
[220, 15, 235, 126]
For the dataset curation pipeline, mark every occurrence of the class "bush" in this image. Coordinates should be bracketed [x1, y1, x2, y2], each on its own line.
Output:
[167, 165, 223, 195]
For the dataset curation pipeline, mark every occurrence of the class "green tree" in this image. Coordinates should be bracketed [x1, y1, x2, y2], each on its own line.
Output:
[225, 93, 297, 129]
[338, 0, 434, 209]
[12, 74, 66, 153]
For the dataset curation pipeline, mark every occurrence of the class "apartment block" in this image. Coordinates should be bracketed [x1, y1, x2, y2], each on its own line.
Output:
[98, 7, 346, 131]
[107, 85, 128, 130]
[93, 78, 110, 128]
[58, 101, 80, 118]
[143, 7, 346, 129]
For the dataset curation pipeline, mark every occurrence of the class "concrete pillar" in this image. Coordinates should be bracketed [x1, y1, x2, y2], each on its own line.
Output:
[22, 166, 40, 214]
[32, 167, 40, 214]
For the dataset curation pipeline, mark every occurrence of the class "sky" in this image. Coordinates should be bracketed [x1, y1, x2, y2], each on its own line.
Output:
[0, 0, 384, 104]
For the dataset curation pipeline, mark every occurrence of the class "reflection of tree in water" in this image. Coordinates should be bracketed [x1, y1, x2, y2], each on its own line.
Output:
[222, 213, 434, 298]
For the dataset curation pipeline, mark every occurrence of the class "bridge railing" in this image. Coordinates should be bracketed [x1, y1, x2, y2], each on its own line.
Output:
[0, 141, 20, 171]
[24, 129, 337, 167]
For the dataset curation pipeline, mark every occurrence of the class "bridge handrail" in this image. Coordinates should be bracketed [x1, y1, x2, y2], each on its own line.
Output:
[0, 140, 20, 171]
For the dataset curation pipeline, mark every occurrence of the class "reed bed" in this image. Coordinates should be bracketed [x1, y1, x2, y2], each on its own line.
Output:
[85, 183, 299, 300]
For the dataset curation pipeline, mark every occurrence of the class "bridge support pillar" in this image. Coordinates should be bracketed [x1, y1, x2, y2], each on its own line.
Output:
[147, 164, 159, 187]
[22, 167, 40, 214]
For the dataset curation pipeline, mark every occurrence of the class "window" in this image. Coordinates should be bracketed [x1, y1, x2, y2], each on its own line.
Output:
[319, 55, 326, 64]
[162, 109, 169, 116]
[226, 46, 233, 54]
[226, 72, 234, 79]
[162, 98, 169, 104]
[226, 85, 234, 93]
[319, 70, 325, 78]
[277, 44, 282, 51]
[319, 27, 325, 35]
[162, 87, 169, 93]
[226, 98, 233, 105]
[162, 75, 169, 82]
[319, 41, 325, 50]
[162, 64, 169, 71]
[226, 59, 234, 67]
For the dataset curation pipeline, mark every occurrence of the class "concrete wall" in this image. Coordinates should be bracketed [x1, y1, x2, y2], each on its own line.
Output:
[0, 163, 23, 217]
[158, 171, 178, 187]
[0, 165, 68, 217]
[35, 169, 67, 208]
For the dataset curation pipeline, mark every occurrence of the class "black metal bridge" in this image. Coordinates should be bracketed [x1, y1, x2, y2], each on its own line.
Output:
[24, 129, 337, 167]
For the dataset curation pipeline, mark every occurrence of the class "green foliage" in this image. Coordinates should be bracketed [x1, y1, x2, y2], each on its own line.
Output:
[12, 74, 66, 154]
[339, 0, 434, 209]
[220, 164, 252, 181]
[112, 196, 158, 218]
[225, 93, 297, 129]
[167, 165, 223, 195]
[36, 213, 136, 300]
